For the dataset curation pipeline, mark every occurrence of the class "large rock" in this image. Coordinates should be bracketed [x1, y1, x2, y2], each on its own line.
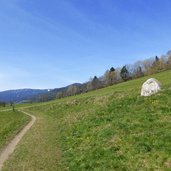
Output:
[141, 78, 161, 96]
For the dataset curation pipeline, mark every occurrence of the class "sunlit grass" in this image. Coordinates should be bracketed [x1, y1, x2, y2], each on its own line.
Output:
[3, 70, 171, 170]
[0, 110, 30, 150]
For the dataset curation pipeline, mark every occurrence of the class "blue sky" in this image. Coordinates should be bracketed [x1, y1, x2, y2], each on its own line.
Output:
[0, 0, 171, 91]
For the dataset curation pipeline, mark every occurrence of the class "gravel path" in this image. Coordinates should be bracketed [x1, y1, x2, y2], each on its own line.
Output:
[0, 110, 36, 171]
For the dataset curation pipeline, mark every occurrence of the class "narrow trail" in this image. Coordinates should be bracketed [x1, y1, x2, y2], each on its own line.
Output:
[0, 110, 36, 171]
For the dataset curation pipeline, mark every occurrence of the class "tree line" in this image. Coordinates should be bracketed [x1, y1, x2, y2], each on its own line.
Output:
[56, 50, 171, 98]
[0, 101, 14, 108]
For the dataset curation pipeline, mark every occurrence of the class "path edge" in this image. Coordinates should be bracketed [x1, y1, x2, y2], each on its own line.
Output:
[0, 110, 36, 171]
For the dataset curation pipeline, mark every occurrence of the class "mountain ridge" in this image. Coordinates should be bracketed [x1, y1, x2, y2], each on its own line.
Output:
[0, 83, 82, 103]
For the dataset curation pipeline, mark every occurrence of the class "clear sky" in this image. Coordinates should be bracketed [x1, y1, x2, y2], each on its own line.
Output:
[0, 0, 171, 91]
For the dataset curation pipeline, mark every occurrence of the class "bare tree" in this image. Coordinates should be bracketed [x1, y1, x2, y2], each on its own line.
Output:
[66, 85, 78, 96]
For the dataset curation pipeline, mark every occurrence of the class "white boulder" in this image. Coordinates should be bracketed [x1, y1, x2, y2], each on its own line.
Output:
[141, 78, 161, 96]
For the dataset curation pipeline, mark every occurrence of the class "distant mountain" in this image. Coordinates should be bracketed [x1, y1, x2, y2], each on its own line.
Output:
[0, 83, 82, 103]
[32, 83, 82, 102]
[0, 89, 49, 103]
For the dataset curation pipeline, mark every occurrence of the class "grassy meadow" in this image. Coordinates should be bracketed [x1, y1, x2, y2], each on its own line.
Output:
[2, 70, 171, 170]
[0, 110, 30, 151]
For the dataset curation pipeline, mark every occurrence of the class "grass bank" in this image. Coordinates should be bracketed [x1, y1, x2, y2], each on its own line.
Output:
[2, 70, 171, 170]
[0, 110, 30, 151]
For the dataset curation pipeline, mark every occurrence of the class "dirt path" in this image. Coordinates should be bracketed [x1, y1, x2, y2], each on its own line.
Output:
[0, 110, 36, 171]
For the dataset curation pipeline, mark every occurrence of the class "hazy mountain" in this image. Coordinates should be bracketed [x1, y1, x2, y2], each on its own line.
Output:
[32, 83, 82, 102]
[0, 83, 82, 103]
[0, 89, 49, 103]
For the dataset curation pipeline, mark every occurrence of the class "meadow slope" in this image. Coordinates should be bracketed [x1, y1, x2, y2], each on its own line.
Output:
[0, 110, 30, 152]
[3, 70, 171, 171]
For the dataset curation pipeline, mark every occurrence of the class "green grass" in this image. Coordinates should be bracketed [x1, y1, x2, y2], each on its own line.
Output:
[0, 105, 13, 111]
[3, 70, 171, 170]
[0, 110, 30, 151]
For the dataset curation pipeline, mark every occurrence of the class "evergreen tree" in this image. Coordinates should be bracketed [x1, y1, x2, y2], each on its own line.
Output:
[120, 65, 129, 81]
[155, 56, 159, 62]
[110, 67, 115, 72]
[88, 76, 102, 90]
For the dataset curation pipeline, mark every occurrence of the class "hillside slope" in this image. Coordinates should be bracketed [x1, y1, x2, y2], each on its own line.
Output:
[3, 70, 171, 171]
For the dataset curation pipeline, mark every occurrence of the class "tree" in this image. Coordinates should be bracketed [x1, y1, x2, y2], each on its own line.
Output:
[143, 58, 154, 75]
[104, 70, 110, 86]
[109, 67, 116, 84]
[12, 105, 15, 112]
[167, 50, 171, 56]
[92, 76, 101, 89]
[10, 101, 14, 106]
[135, 66, 144, 78]
[155, 56, 159, 62]
[40, 95, 49, 102]
[87, 76, 102, 90]
[80, 83, 89, 93]
[114, 68, 122, 82]
[66, 85, 78, 96]
[56, 91, 65, 99]
[104, 67, 117, 86]
[159, 55, 166, 71]
[120, 65, 130, 81]
[132, 61, 144, 78]
[167, 54, 171, 69]
[150, 56, 160, 73]
[110, 67, 115, 72]
[0, 102, 6, 107]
